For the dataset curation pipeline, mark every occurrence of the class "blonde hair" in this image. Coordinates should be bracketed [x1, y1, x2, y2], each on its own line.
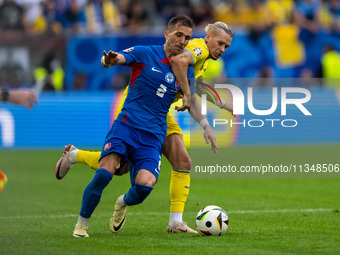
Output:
[205, 22, 234, 38]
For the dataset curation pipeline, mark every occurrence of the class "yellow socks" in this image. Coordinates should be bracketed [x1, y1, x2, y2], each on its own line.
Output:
[76, 150, 101, 170]
[169, 168, 191, 213]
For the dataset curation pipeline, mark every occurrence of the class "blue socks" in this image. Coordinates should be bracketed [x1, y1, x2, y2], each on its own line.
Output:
[79, 168, 153, 218]
[124, 183, 153, 205]
[80, 168, 112, 218]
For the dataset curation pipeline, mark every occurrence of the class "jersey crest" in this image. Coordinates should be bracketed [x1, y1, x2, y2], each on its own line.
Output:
[165, 72, 175, 84]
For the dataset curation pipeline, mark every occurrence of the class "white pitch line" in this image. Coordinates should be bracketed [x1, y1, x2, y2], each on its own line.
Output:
[0, 208, 336, 220]
[228, 208, 335, 214]
[0, 213, 79, 220]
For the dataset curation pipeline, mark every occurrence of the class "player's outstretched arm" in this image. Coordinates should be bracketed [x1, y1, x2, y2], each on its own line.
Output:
[101, 50, 127, 68]
[196, 80, 234, 117]
[0, 88, 38, 110]
[170, 51, 192, 112]
[189, 94, 218, 154]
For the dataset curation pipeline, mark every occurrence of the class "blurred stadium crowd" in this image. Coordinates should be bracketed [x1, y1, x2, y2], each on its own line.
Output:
[0, 0, 339, 91]
[0, 0, 340, 35]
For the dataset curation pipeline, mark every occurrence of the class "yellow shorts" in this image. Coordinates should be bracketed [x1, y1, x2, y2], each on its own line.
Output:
[166, 112, 183, 137]
[116, 87, 183, 138]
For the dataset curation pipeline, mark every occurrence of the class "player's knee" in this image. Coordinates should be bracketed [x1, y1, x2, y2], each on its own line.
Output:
[135, 169, 157, 187]
[173, 154, 192, 171]
[98, 153, 121, 175]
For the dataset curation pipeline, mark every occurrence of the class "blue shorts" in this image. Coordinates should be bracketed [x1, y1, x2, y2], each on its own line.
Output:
[100, 121, 162, 183]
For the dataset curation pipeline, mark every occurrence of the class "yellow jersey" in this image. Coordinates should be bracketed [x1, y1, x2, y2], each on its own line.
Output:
[172, 38, 209, 103]
[184, 38, 210, 79]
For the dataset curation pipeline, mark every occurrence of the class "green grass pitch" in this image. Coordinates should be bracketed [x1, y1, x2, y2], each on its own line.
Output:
[0, 145, 339, 255]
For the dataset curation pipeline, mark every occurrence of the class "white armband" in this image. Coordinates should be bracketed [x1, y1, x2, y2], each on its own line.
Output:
[199, 118, 209, 129]
[101, 56, 110, 68]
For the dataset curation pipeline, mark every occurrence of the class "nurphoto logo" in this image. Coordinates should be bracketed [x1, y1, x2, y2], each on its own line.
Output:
[200, 84, 312, 128]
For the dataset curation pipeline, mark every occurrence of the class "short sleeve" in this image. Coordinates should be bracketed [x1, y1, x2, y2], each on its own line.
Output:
[119, 46, 147, 65]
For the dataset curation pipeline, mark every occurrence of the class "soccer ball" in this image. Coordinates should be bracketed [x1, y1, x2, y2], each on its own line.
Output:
[195, 205, 229, 236]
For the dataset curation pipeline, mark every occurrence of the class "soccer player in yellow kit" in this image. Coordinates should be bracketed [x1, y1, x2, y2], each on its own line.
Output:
[56, 21, 233, 233]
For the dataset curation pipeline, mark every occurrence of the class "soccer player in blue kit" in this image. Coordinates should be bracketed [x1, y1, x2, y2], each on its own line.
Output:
[72, 15, 210, 237]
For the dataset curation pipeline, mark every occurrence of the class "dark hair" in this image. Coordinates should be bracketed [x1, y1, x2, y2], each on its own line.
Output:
[167, 15, 195, 32]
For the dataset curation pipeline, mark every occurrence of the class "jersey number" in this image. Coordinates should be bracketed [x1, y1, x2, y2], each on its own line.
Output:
[156, 84, 167, 98]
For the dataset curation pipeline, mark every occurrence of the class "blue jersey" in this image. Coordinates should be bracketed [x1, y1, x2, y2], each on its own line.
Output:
[115, 45, 196, 142]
